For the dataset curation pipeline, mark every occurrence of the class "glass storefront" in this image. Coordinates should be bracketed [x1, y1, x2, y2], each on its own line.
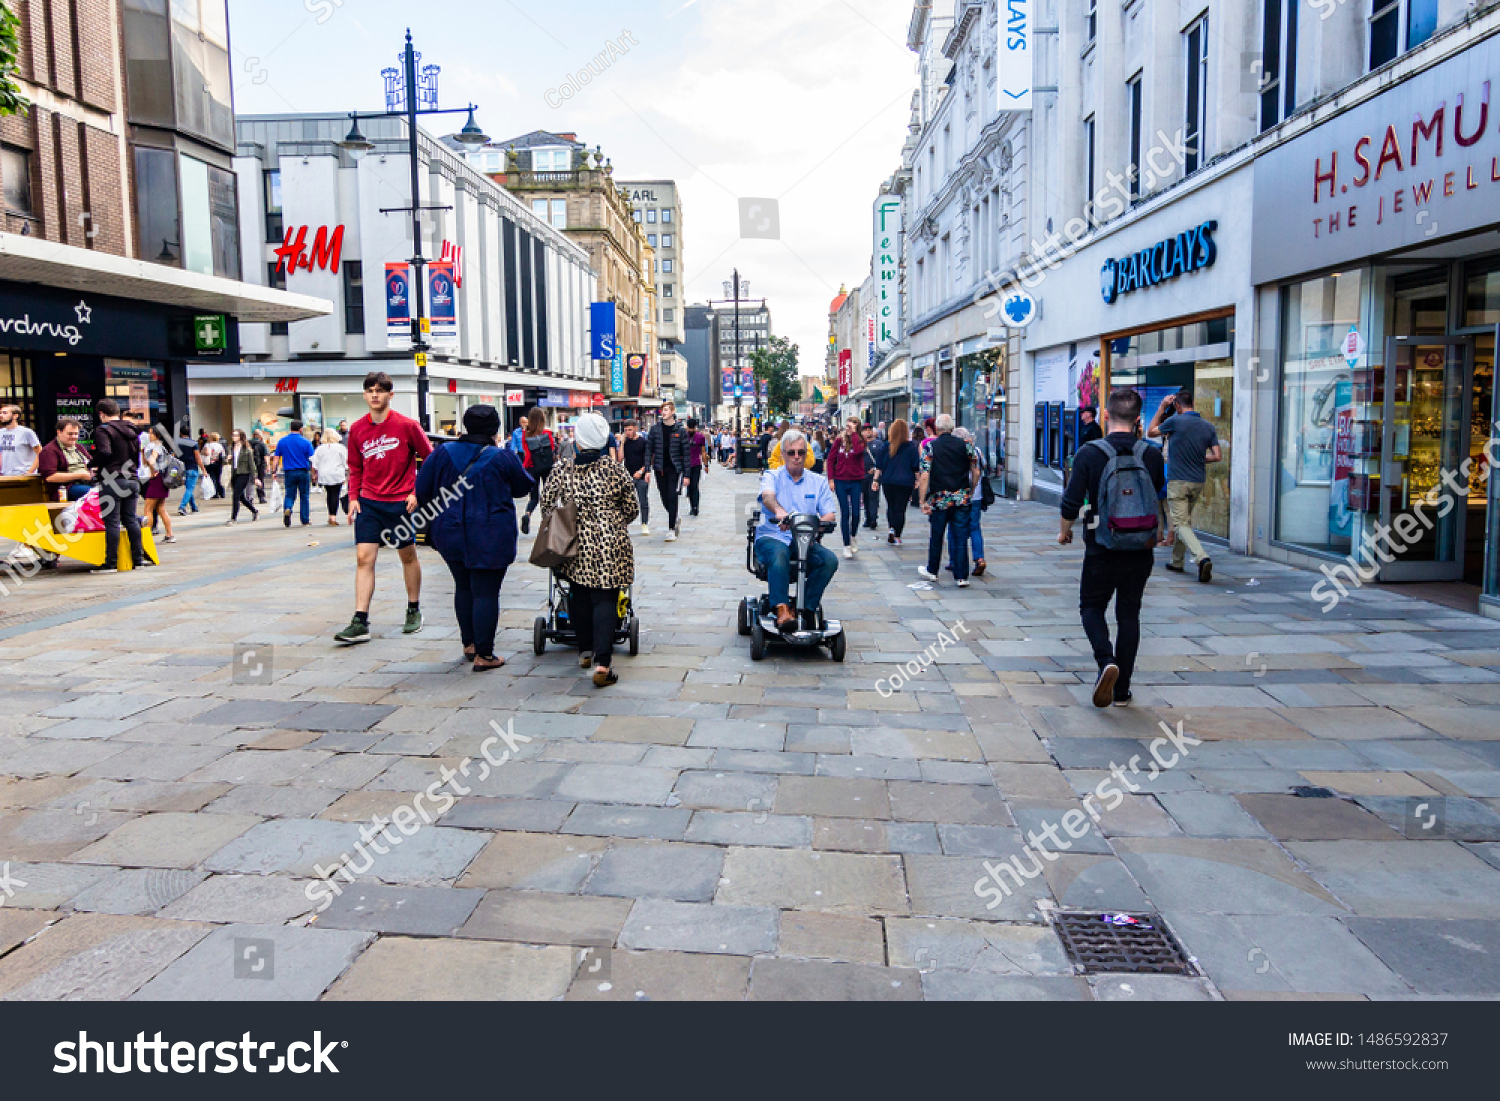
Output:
[104, 360, 167, 430]
[1107, 314, 1235, 540]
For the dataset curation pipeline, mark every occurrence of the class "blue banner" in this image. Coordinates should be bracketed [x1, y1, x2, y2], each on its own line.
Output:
[590, 302, 617, 361]
[610, 349, 625, 394]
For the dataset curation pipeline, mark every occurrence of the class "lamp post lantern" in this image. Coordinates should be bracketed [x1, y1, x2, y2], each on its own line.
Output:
[340, 29, 488, 431]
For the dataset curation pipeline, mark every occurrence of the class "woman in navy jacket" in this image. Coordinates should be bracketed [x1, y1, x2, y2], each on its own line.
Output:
[416, 404, 534, 670]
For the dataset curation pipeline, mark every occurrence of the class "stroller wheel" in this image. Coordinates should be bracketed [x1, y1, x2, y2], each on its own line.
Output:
[533, 616, 547, 656]
[628, 617, 640, 657]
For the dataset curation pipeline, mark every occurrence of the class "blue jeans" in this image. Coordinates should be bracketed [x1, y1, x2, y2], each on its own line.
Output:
[179, 468, 199, 512]
[968, 497, 985, 562]
[834, 479, 862, 546]
[755, 536, 839, 613]
[284, 469, 312, 524]
[927, 504, 971, 580]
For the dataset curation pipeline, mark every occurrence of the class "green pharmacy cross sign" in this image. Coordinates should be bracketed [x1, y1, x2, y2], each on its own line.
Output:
[195, 315, 228, 354]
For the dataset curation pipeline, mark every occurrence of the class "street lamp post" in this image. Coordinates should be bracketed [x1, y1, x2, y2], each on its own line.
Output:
[717, 272, 749, 446]
[339, 29, 489, 432]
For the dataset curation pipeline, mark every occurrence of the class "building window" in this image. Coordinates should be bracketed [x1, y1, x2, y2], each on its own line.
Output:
[1084, 116, 1096, 218]
[1259, 0, 1299, 131]
[648, 233, 657, 247]
[1087, 0, 1097, 42]
[1184, 16, 1208, 175]
[663, 283, 674, 298]
[268, 263, 289, 335]
[662, 233, 673, 248]
[531, 198, 548, 220]
[531, 147, 570, 172]
[1, 145, 31, 215]
[264, 169, 283, 243]
[632, 210, 642, 222]
[661, 209, 672, 224]
[135, 146, 181, 267]
[343, 261, 364, 334]
[1127, 73, 1143, 200]
[662, 259, 673, 273]
[1371, 0, 1437, 69]
[646, 209, 657, 223]
[550, 199, 566, 229]
[663, 308, 674, 323]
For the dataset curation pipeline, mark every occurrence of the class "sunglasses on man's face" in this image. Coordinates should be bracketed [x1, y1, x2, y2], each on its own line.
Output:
[784, 448, 807, 457]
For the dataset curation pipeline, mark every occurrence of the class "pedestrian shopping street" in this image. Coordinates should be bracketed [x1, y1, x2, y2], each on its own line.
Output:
[1, 479, 1499, 1001]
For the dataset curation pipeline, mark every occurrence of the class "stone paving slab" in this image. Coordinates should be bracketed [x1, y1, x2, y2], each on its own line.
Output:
[0, 914, 212, 999]
[133, 922, 372, 1000]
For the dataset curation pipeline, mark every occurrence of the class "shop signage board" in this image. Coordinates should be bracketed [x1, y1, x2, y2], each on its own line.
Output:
[1101, 221, 1218, 304]
[275, 225, 345, 274]
[996, 0, 1032, 110]
[505, 392, 526, 407]
[194, 315, 228, 354]
[874, 196, 903, 346]
[0, 280, 239, 361]
[541, 389, 570, 408]
[1252, 34, 1500, 284]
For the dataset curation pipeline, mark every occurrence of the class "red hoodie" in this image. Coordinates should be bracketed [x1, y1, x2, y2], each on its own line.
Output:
[826, 434, 866, 482]
[347, 410, 432, 502]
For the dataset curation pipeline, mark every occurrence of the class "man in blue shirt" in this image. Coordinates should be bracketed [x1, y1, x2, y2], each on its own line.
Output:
[273, 421, 316, 527]
[1148, 389, 1222, 582]
[756, 428, 839, 631]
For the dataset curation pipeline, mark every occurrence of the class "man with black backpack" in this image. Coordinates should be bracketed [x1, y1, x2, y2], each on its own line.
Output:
[1059, 388, 1166, 708]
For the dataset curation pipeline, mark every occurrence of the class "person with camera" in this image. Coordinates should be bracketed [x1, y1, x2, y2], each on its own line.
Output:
[1147, 388, 1222, 583]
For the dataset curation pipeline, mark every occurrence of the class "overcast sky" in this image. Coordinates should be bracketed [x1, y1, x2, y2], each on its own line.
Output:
[229, 0, 916, 376]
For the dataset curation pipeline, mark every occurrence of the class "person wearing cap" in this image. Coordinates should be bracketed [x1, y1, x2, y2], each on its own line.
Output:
[541, 412, 638, 687]
[415, 404, 534, 670]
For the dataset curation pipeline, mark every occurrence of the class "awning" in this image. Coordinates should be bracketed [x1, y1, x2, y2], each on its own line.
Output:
[850, 381, 909, 401]
[0, 232, 331, 323]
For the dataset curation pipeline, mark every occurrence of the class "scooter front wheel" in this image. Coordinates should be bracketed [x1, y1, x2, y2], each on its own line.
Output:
[829, 630, 846, 662]
[750, 620, 767, 661]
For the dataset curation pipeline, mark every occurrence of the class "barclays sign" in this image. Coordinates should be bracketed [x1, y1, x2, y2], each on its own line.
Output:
[1101, 220, 1218, 304]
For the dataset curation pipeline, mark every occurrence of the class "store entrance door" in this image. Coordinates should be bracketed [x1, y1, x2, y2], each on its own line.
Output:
[1374, 337, 1473, 581]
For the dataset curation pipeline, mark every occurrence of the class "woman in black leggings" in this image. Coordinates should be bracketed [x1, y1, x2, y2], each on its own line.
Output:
[877, 418, 919, 545]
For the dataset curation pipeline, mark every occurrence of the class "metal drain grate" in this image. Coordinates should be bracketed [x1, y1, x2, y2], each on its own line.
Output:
[1052, 912, 1196, 976]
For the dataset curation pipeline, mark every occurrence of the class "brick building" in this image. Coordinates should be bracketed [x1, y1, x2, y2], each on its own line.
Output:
[0, 0, 324, 447]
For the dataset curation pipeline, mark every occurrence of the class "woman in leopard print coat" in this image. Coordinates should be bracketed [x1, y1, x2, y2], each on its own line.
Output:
[541, 414, 638, 684]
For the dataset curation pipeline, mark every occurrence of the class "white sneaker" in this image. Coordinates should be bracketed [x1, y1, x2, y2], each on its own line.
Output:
[641, 524, 650, 535]
[665, 531, 677, 542]
[843, 546, 854, 559]
[850, 542, 858, 555]
[918, 567, 937, 581]
[957, 579, 970, 588]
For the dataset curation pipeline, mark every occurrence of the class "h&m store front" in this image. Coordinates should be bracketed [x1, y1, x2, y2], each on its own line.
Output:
[1253, 32, 1500, 616]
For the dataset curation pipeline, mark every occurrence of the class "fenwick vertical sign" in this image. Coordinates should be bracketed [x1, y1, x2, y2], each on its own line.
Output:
[873, 196, 902, 348]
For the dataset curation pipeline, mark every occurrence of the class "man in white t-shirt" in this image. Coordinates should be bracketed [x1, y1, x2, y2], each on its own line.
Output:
[0, 405, 41, 477]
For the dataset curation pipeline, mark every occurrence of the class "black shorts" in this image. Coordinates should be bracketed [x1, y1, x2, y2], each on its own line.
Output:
[355, 497, 415, 548]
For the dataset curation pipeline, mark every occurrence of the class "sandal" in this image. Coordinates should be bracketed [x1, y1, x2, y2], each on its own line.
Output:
[592, 667, 618, 688]
[463, 646, 476, 663]
[473, 655, 506, 671]
[580, 652, 593, 668]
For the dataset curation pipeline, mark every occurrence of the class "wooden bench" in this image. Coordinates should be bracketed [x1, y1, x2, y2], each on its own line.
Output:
[0, 475, 160, 570]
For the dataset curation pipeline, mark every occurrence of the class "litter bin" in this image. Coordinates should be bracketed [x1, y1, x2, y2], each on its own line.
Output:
[737, 441, 763, 472]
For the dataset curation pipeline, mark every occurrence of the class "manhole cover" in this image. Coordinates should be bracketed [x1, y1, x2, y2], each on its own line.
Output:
[1052, 911, 1196, 975]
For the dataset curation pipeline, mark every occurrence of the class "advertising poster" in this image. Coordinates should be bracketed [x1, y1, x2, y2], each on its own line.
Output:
[56, 387, 94, 443]
[1329, 379, 1356, 538]
[386, 263, 411, 349]
[590, 302, 617, 361]
[626, 353, 646, 398]
[1034, 348, 1070, 406]
[428, 261, 458, 348]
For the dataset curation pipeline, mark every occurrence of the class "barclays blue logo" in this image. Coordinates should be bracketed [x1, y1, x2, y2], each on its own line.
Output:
[1001, 290, 1037, 329]
[1102, 220, 1218, 304]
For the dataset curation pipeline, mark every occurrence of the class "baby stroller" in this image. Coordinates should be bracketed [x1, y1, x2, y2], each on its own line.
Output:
[533, 570, 640, 657]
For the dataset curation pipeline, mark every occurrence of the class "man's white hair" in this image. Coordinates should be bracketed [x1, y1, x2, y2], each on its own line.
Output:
[780, 429, 807, 451]
[935, 414, 956, 433]
[954, 426, 972, 442]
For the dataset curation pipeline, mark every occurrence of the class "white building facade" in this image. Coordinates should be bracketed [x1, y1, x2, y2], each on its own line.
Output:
[192, 114, 598, 438]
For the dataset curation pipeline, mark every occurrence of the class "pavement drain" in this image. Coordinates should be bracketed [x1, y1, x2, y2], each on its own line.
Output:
[1052, 912, 1196, 976]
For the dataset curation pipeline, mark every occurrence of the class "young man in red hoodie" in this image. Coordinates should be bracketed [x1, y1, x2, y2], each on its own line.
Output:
[334, 372, 433, 644]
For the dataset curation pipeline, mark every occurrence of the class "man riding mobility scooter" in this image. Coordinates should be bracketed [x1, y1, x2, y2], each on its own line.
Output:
[738, 428, 846, 662]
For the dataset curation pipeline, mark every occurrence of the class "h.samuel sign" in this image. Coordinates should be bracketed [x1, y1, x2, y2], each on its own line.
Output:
[1101, 221, 1218, 304]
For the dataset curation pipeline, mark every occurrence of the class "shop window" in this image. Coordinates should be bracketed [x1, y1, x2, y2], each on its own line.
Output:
[105, 360, 166, 429]
[1, 145, 31, 215]
[1275, 270, 1367, 553]
[1111, 316, 1236, 541]
[343, 261, 365, 334]
[1184, 16, 1208, 175]
[1464, 263, 1500, 329]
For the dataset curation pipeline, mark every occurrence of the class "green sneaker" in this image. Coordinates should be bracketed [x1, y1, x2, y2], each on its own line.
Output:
[403, 607, 424, 635]
[334, 618, 371, 645]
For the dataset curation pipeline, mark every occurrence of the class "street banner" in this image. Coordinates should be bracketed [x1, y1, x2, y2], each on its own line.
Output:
[590, 302, 617, 361]
[386, 263, 411, 349]
[838, 349, 851, 397]
[611, 349, 625, 394]
[996, 0, 1032, 110]
[626, 353, 646, 398]
[427, 262, 458, 348]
